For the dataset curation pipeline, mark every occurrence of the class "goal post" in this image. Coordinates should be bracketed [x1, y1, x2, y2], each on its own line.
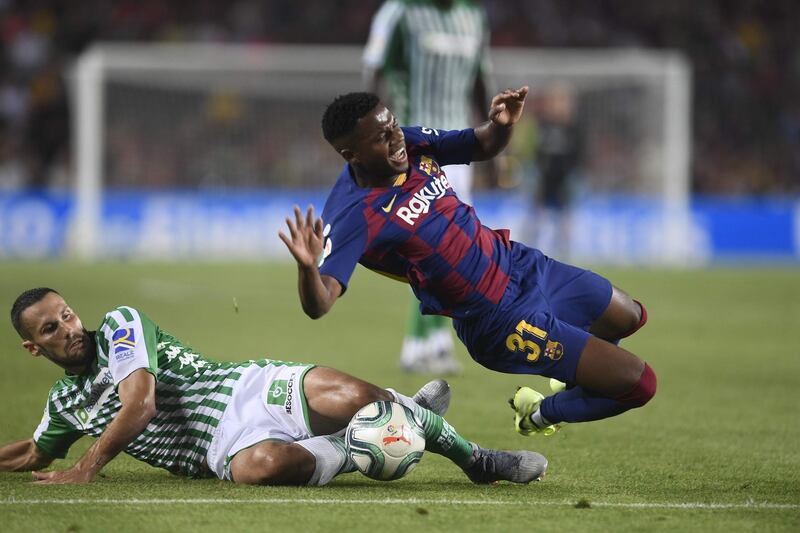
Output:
[491, 48, 691, 206]
[69, 43, 691, 261]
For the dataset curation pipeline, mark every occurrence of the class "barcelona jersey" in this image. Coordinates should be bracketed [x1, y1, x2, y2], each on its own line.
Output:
[319, 126, 513, 319]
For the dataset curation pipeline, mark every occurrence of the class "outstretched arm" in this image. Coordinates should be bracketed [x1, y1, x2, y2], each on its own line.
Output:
[279, 205, 342, 319]
[32, 368, 156, 484]
[472, 86, 529, 161]
[0, 439, 54, 472]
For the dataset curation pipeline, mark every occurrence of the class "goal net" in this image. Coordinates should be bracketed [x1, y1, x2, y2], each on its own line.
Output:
[70, 44, 691, 260]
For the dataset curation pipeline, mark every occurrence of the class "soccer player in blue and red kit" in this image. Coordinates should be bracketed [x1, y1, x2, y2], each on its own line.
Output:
[279, 86, 656, 438]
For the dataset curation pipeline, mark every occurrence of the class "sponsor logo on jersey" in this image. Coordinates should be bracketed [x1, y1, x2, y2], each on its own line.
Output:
[382, 194, 398, 213]
[396, 174, 451, 225]
[112, 327, 136, 361]
[74, 369, 114, 428]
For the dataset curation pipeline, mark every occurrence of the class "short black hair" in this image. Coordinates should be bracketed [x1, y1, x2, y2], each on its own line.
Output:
[11, 287, 58, 339]
[321, 92, 381, 143]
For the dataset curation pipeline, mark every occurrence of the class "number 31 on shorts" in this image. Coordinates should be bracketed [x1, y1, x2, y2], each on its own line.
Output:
[505, 320, 547, 362]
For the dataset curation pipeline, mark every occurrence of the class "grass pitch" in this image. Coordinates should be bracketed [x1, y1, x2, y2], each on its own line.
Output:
[1, 262, 798, 532]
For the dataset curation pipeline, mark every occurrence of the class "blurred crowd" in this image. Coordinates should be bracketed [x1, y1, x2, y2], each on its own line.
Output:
[0, 0, 797, 195]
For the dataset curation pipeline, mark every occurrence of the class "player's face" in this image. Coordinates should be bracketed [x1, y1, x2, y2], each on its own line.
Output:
[349, 104, 408, 179]
[20, 292, 94, 373]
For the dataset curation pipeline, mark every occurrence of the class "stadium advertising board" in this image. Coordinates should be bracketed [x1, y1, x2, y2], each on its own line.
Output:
[0, 190, 797, 263]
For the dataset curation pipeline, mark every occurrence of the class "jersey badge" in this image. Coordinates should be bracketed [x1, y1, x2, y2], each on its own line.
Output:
[544, 340, 564, 361]
[112, 328, 136, 361]
[419, 156, 440, 177]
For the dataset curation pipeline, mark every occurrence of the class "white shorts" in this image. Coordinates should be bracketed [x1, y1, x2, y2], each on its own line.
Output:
[206, 361, 315, 480]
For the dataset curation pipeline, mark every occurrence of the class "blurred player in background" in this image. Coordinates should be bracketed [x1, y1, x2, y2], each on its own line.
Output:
[526, 83, 583, 259]
[0, 288, 547, 486]
[281, 86, 656, 440]
[363, 0, 492, 374]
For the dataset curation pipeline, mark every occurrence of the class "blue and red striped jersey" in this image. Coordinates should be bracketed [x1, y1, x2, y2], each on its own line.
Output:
[319, 126, 512, 319]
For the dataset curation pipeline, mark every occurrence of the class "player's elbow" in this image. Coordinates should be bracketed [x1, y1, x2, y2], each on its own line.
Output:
[8, 441, 54, 472]
[27, 452, 54, 472]
[142, 399, 157, 421]
[128, 396, 157, 426]
[301, 301, 327, 320]
[302, 297, 335, 320]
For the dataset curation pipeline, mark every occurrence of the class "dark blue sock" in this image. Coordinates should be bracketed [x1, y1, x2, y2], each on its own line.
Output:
[541, 363, 657, 424]
[540, 386, 629, 423]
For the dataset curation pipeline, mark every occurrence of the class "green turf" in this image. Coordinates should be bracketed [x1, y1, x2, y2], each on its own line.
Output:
[1, 262, 798, 532]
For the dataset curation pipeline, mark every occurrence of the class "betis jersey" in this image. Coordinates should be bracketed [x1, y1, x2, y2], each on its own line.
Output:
[319, 126, 512, 319]
[32, 306, 265, 478]
[363, 0, 490, 129]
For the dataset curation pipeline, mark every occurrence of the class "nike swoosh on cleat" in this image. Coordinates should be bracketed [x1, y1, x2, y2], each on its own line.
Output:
[382, 194, 397, 213]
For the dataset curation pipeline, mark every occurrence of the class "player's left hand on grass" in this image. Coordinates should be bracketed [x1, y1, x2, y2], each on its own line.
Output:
[279, 205, 324, 270]
[32, 467, 93, 484]
[489, 86, 529, 127]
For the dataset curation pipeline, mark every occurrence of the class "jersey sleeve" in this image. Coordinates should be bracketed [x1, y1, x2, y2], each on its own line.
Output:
[32, 400, 82, 459]
[405, 126, 478, 166]
[97, 306, 159, 386]
[318, 208, 368, 295]
[363, 0, 405, 70]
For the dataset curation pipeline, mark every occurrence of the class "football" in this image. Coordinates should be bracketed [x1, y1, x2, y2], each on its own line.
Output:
[345, 400, 426, 481]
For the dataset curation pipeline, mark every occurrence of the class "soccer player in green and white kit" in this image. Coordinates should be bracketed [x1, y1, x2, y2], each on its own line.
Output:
[364, 0, 492, 374]
[0, 288, 547, 485]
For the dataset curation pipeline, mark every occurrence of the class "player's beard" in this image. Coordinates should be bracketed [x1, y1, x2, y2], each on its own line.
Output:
[66, 329, 94, 365]
[46, 328, 95, 373]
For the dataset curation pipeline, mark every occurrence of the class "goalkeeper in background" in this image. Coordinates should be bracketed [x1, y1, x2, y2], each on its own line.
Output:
[0, 287, 547, 486]
[363, 0, 492, 375]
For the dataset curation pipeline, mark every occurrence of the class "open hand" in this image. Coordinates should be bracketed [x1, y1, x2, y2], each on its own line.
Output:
[32, 467, 93, 484]
[279, 205, 324, 270]
[488, 86, 529, 127]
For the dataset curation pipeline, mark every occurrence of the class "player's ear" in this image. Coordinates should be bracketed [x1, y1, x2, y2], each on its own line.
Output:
[22, 340, 41, 357]
[339, 148, 357, 165]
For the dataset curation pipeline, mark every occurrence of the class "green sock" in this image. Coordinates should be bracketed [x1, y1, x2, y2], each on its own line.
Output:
[426, 313, 449, 332]
[406, 296, 427, 338]
[412, 404, 474, 467]
[406, 296, 452, 339]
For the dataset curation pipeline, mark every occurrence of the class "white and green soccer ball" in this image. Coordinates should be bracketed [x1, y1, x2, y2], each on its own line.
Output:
[345, 401, 426, 481]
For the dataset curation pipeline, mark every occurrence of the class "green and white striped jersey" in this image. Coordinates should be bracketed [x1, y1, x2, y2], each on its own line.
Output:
[32, 306, 266, 478]
[363, 0, 490, 129]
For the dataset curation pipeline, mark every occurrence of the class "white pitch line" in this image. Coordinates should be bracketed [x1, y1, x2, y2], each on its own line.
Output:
[0, 498, 797, 510]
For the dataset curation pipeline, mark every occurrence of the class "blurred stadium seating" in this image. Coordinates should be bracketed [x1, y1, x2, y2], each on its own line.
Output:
[0, 0, 797, 262]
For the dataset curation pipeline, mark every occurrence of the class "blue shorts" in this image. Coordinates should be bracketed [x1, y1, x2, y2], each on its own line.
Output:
[453, 242, 612, 383]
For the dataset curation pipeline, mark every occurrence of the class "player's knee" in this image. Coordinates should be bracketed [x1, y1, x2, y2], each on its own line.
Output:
[615, 363, 657, 408]
[347, 382, 391, 411]
[251, 450, 284, 485]
[620, 300, 648, 339]
[236, 443, 310, 486]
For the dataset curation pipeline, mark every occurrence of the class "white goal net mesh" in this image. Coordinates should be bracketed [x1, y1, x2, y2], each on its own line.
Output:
[70, 44, 691, 259]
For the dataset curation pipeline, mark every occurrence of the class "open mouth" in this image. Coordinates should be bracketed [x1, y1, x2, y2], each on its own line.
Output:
[68, 338, 84, 353]
[389, 146, 407, 165]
